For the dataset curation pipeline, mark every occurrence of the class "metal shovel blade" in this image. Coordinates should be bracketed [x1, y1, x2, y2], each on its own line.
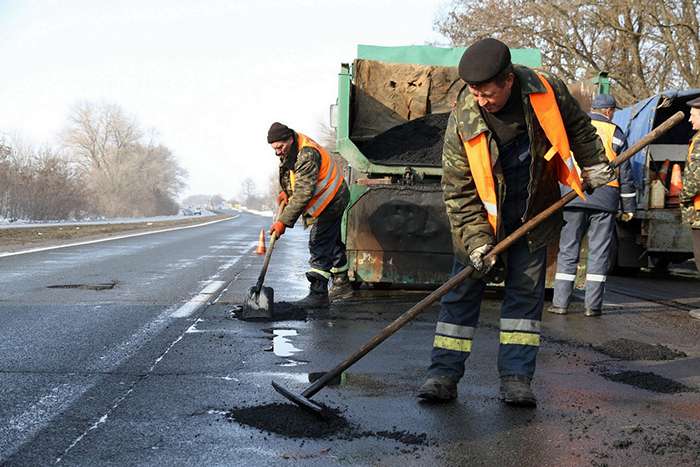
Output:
[239, 285, 274, 320]
[271, 380, 326, 416]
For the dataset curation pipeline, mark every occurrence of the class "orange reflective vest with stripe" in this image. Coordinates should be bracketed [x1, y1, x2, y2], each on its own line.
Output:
[588, 120, 620, 188]
[689, 134, 700, 210]
[289, 132, 344, 218]
[462, 73, 585, 233]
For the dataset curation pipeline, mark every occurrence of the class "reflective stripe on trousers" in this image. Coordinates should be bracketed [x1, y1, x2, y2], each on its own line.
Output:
[552, 209, 615, 311]
[428, 235, 546, 381]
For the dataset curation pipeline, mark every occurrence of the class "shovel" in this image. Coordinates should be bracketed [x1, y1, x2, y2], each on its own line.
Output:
[240, 203, 286, 320]
[272, 111, 686, 416]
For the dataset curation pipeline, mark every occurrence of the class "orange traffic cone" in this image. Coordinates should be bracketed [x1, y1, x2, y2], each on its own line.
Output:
[658, 159, 671, 187]
[667, 163, 683, 206]
[255, 229, 266, 255]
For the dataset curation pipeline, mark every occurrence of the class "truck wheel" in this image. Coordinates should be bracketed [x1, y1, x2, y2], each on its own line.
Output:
[648, 256, 670, 273]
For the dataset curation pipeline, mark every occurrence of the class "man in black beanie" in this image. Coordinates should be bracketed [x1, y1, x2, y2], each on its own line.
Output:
[418, 38, 613, 407]
[267, 122, 351, 306]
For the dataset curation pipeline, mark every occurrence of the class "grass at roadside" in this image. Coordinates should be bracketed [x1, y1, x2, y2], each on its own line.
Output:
[0, 215, 232, 253]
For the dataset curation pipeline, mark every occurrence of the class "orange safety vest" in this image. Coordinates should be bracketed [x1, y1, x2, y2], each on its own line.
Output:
[289, 132, 344, 217]
[689, 133, 700, 210]
[589, 120, 620, 188]
[462, 74, 585, 233]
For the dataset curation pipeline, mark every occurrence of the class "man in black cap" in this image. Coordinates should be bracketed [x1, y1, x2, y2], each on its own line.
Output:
[418, 38, 613, 406]
[681, 96, 700, 319]
[267, 122, 352, 307]
[549, 94, 636, 318]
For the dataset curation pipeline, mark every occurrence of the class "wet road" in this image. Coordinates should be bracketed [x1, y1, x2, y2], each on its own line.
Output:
[2, 215, 700, 466]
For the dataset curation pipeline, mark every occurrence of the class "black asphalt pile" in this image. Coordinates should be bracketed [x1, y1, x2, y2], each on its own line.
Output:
[227, 403, 428, 446]
[357, 112, 450, 167]
[228, 403, 348, 438]
[595, 338, 687, 361]
[611, 421, 700, 463]
[601, 370, 694, 393]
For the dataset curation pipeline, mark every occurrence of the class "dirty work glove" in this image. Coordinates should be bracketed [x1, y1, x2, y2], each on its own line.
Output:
[581, 162, 615, 194]
[276, 191, 288, 206]
[269, 221, 286, 238]
[469, 243, 497, 275]
[620, 212, 634, 222]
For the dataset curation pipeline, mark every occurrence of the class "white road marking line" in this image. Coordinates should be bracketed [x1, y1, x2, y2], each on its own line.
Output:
[170, 280, 227, 318]
[0, 215, 238, 259]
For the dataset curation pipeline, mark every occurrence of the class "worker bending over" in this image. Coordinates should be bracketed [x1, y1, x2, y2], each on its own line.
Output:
[418, 38, 612, 406]
[267, 122, 352, 307]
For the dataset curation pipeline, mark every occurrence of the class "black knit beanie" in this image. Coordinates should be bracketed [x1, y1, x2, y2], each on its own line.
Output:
[267, 122, 293, 143]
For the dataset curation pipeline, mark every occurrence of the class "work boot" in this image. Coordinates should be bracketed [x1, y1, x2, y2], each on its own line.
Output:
[293, 272, 330, 308]
[417, 376, 458, 402]
[690, 309, 700, 320]
[547, 305, 568, 315]
[499, 375, 537, 407]
[329, 272, 353, 301]
[584, 308, 602, 317]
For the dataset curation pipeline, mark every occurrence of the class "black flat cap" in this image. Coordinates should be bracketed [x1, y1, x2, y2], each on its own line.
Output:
[458, 38, 512, 85]
[267, 122, 293, 143]
[687, 96, 700, 108]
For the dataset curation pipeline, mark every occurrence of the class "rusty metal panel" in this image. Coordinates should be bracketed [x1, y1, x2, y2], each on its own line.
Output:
[346, 183, 452, 286]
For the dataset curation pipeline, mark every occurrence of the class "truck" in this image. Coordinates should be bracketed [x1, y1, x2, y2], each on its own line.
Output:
[332, 45, 541, 287]
[612, 89, 700, 272]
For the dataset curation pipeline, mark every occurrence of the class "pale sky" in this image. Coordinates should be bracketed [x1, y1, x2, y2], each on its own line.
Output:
[0, 0, 448, 201]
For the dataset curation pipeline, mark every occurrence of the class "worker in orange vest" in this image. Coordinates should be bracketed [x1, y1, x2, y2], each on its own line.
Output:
[417, 38, 612, 407]
[267, 122, 351, 307]
[680, 96, 700, 319]
[549, 94, 637, 318]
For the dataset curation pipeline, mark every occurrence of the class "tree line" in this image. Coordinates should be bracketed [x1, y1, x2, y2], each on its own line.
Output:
[1, 102, 186, 221]
[436, 0, 700, 105]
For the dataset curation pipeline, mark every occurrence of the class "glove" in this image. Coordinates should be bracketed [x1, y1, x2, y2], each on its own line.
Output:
[269, 221, 286, 238]
[581, 162, 615, 194]
[620, 212, 634, 222]
[469, 243, 497, 275]
[276, 191, 288, 206]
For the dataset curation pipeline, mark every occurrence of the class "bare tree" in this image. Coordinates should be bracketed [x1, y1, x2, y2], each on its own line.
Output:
[62, 101, 186, 217]
[436, 0, 700, 104]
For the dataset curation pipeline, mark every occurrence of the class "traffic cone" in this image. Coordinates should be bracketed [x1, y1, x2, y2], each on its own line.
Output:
[667, 163, 683, 206]
[255, 229, 266, 255]
[658, 159, 671, 187]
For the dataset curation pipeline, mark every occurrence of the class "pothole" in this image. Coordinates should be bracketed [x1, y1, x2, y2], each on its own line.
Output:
[595, 338, 687, 361]
[600, 370, 695, 393]
[47, 282, 117, 290]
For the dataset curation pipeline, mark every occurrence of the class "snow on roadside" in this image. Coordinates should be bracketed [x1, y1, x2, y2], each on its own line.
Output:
[0, 209, 222, 229]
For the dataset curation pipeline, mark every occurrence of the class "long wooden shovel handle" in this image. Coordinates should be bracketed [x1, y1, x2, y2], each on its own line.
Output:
[253, 201, 286, 293]
[299, 110, 686, 399]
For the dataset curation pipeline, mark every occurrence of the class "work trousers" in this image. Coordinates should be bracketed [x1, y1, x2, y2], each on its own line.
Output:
[552, 208, 615, 311]
[308, 209, 348, 281]
[428, 236, 547, 381]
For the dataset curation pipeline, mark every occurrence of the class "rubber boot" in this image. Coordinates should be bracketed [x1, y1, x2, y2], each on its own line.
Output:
[417, 376, 458, 402]
[329, 272, 353, 301]
[499, 375, 537, 407]
[293, 272, 329, 308]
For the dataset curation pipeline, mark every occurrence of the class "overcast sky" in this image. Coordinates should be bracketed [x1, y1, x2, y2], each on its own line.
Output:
[0, 0, 448, 201]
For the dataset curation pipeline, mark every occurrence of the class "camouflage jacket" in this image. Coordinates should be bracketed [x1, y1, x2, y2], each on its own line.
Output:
[442, 65, 608, 265]
[278, 133, 348, 227]
[680, 131, 700, 228]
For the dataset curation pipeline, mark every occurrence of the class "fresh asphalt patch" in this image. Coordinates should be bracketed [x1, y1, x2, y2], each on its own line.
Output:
[594, 338, 687, 361]
[600, 370, 696, 394]
[230, 301, 308, 321]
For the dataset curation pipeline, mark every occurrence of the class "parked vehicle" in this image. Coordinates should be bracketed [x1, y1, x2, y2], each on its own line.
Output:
[612, 89, 700, 272]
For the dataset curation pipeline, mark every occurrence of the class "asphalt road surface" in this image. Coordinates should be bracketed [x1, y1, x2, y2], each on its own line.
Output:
[2, 213, 700, 466]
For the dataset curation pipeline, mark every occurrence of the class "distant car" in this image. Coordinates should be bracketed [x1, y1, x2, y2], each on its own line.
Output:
[192, 208, 202, 215]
